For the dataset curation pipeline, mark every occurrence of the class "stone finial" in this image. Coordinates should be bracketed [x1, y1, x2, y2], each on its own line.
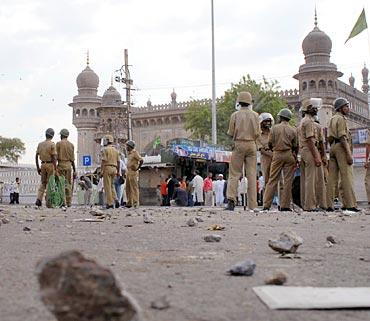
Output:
[171, 88, 177, 102]
[349, 73, 355, 87]
[86, 50, 90, 66]
[147, 97, 152, 107]
[314, 6, 318, 27]
[362, 63, 369, 93]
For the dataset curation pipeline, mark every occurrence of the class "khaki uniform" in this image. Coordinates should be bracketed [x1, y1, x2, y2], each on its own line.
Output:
[326, 113, 356, 209]
[36, 139, 57, 202]
[364, 130, 370, 202]
[126, 149, 143, 207]
[101, 145, 119, 207]
[257, 131, 272, 185]
[56, 139, 75, 206]
[226, 108, 261, 209]
[263, 121, 297, 209]
[298, 115, 320, 211]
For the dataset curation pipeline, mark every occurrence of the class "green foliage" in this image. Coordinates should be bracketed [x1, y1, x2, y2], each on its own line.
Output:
[185, 75, 289, 146]
[0, 136, 26, 163]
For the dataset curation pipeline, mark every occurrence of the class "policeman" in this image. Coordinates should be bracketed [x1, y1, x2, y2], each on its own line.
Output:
[56, 129, 76, 207]
[35, 128, 57, 207]
[298, 99, 322, 211]
[225, 91, 261, 211]
[125, 140, 143, 208]
[364, 129, 370, 204]
[257, 113, 274, 185]
[314, 115, 328, 209]
[326, 98, 359, 212]
[262, 108, 298, 211]
[101, 135, 120, 209]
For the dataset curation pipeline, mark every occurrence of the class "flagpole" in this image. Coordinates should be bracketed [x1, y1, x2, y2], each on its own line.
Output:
[211, 0, 217, 145]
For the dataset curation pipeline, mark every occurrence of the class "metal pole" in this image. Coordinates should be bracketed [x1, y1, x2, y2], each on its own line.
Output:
[124, 49, 133, 141]
[211, 0, 217, 145]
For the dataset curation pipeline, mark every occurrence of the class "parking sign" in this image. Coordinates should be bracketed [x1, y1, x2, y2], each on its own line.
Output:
[83, 155, 92, 166]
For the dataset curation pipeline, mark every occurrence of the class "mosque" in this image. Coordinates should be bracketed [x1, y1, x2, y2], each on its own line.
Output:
[68, 15, 370, 167]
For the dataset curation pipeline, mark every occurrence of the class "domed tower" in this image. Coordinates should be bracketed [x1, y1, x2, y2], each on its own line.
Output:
[294, 11, 343, 127]
[362, 64, 369, 94]
[69, 52, 101, 167]
[95, 79, 128, 149]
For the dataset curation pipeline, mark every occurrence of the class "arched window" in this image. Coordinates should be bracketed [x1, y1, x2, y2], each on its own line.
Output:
[309, 80, 316, 90]
[75, 109, 80, 117]
[302, 82, 307, 91]
[89, 109, 95, 117]
[328, 80, 333, 89]
[318, 80, 326, 89]
[82, 109, 88, 116]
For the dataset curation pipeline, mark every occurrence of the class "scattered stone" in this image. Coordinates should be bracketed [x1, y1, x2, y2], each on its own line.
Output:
[124, 224, 133, 228]
[265, 271, 287, 285]
[195, 217, 204, 222]
[279, 253, 301, 259]
[143, 214, 154, 224]
[203, 234, 222, 242]
[23, 226, 31, 231]
[268, 231, 303, 254]
[150, 295, 170, 310]
[89, 209, 105, 217]
[186, 218, 197, 227]
[207, 224, 225, 231]
[326, 235, 337, 244]
[36, 250, 140, 321]
[228, 259, 256, 276]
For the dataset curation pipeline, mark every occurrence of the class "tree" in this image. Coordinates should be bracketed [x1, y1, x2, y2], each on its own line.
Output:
[0, 136, 26, 163]
[185, 75, 288, 146]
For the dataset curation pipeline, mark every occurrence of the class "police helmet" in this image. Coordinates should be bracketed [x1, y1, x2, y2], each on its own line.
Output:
[45, 128, 55, 137]
[59, 128, 69, 137]
[126, 140, 135, 148]
[277, 108, 292, 120]
[104, 134, 114, 144]
[333, 97, 349, 111]
[236, 91, 252, 105]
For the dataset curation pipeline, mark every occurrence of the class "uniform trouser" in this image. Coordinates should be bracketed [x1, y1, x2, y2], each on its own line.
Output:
[300, 148, 317, 211]
[261, 155, 272, 186]
[84, 189, 92, 206]
[37, 163, 55, 201]
[326, 143, 356, 209]
[315, 164, 327, 209]
[263, 150, 295, 209]
[226, 141, 257, 209]
[103, 165, 117, 207]
[365, 166, 370, 203]
[126, 170, 139, 207]
[58, 162, 72, 206]
[204, 191, 213, 206]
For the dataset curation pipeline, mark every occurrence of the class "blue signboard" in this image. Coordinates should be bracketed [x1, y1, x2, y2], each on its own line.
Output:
[83, 155, 92, 166]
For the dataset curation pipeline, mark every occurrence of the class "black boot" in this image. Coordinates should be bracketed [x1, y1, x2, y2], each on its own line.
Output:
[225, 199, 235, 211]
[115, 200, 120, 208]
[35, 199, 42, 207]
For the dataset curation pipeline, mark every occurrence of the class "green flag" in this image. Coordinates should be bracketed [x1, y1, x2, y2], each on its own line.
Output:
[345, 8, 367, 44]
[153, 136, 161, 148]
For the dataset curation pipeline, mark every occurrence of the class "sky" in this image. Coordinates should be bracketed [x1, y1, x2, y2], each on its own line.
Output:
[1, 0, 369, 164]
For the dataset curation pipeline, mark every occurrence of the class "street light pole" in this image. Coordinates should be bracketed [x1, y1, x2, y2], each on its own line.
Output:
[211, 0, 217, 145]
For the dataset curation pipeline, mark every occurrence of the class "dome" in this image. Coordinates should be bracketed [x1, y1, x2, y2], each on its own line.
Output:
[302, 26, 332, 57]
[76, 66, 99, 89]
[101, 85, 121, 106]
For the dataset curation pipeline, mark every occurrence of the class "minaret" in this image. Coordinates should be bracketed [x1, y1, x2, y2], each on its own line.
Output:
[349, 73, 355, 88]
[362, 63, 369, 94]
[294, 10, 343, 128]
[68, 52, 101, 167]
[171, 88, 177, 108]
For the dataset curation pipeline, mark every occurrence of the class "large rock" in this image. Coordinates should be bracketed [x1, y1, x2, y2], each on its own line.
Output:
[268, 231, 303, 254]
[36, 250, 140, 321]
[228, 259, 256, 276]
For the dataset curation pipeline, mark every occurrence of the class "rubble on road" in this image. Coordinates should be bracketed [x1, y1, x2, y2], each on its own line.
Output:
[207, 224, 225, 231]
[268, 231, 303, 254]
[203, 234, 222, 242]
[186, 218, 198, 227]
[228, 259, 256, 276]
[143, 213, 154, 224]
[150, 295, 170, 310]
[326, 235, 337, 244]
[36, 250, 141, 321]
[265, 271, 287, 285]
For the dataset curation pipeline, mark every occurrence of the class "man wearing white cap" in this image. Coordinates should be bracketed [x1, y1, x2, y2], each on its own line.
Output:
[213, 174, 225, 206]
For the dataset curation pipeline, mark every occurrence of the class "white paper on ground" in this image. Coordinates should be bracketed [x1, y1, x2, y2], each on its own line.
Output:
[253, 286, 370, 310]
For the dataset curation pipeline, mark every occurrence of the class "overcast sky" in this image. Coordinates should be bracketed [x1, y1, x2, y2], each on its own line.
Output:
[1, 0, 369, 164]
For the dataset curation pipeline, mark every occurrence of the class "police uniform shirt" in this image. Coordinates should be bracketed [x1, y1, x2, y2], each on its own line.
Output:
[127, 149, 143, 171]
[101, 145, 119, 167]
[298, 115, 318, 148]
[56, 139, 75, 162]
[227, 108, 261, 141]
[269, 122, 297, 151]
[328, 113, 350, 140]
[37, 139, 57, 162]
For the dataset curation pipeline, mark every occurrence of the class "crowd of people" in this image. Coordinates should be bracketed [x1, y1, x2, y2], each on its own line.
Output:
[31, 91, 368, 212]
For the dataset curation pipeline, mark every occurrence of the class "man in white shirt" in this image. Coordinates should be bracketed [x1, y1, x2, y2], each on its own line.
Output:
[10, 177, 20, 204]
[213, 174, 225, 206]
[191, 171, 204, 205]
[114, 154, 127, 207]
